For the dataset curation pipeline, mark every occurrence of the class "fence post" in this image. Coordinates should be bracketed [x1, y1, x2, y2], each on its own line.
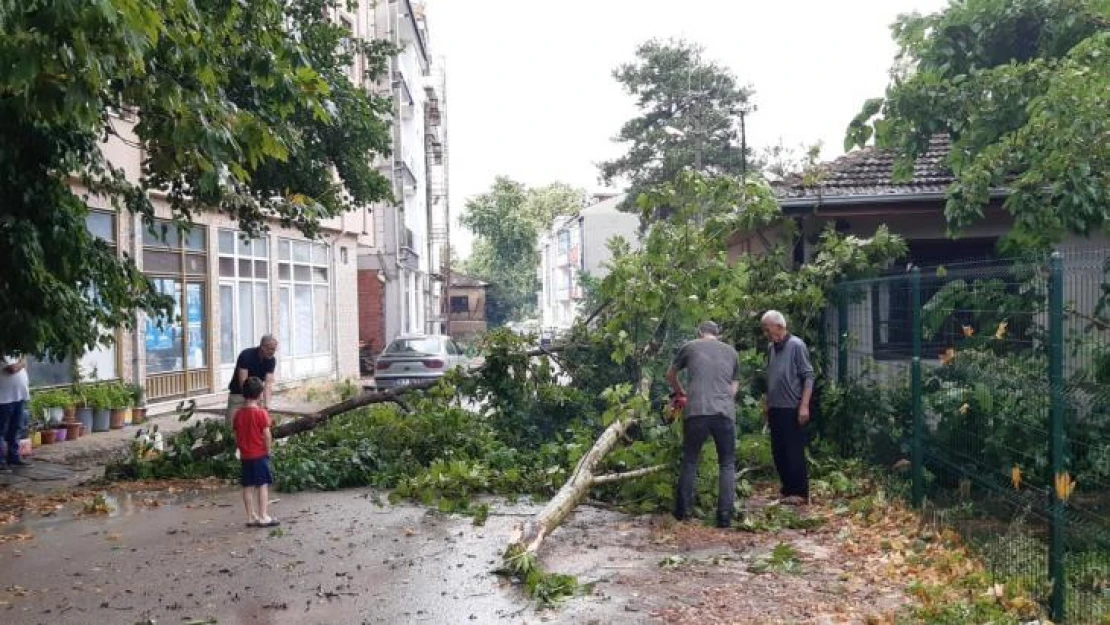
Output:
[911, 267, 924, 508]
[1048, 251, 1066, 620]
[837, 285, 848, 385]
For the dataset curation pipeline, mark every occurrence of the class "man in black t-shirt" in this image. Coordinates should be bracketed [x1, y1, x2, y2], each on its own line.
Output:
[226, 335, 278, 424]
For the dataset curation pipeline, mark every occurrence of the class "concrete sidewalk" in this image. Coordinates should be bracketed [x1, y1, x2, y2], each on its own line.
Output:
[3, 393, 336, 494]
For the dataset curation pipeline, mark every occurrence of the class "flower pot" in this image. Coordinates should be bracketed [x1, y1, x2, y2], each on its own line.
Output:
[110, 408, 127, 430]
[31, 431, 41, 447]
[19, 438, 32, 457]
[40, 429, 56, 445]
[92, 409, 111, 432]
[53, 427, 67, 443]
[63, 405, 76, 423]
[79, 424, 87, 438]
[123, 407, 133, 426]
[64, 422, 81, 441]
[132, 407, 147, 425]
[47, 407, 65, 426]
[77, 407, 94, 432]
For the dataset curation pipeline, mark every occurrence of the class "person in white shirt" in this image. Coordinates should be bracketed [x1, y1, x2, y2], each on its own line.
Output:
[0, 354, 30, 468]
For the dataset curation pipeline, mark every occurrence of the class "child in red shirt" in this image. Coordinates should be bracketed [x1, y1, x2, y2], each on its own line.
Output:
[233, 377, 278, 527]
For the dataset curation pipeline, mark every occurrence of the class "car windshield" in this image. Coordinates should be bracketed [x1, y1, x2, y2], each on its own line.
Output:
[384, 338, 442, 356]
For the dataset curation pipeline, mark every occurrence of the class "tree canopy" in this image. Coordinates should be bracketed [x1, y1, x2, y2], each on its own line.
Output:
[461, 178, 585, 326]
[600, 39, 756, 214]
[846, 0, 1110, 248]
[0, 0, 394, 358]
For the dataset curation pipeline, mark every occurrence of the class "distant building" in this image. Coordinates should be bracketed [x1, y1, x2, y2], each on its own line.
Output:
[446, 274, 488, 341]
[537, 193, 639, 331]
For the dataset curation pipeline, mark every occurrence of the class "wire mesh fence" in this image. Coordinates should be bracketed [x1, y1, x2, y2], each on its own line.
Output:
[824, 250, 1110, 623]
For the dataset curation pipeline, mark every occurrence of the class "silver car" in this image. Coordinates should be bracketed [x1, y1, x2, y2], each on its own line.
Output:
[373, 334, 470, 389]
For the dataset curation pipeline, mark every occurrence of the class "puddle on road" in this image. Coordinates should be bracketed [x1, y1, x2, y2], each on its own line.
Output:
[1, 485, 231, 536]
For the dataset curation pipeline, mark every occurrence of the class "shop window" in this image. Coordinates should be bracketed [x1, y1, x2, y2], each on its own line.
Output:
[217, 230, 271, 366]
[143, 219, 208, 377]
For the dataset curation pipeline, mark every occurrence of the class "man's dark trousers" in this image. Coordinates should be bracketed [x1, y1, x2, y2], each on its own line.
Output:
[768, 407, 808, 498]
[674, 415, 736, 525]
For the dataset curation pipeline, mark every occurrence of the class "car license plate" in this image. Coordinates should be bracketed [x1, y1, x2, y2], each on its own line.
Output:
[395, 378, 413, 387]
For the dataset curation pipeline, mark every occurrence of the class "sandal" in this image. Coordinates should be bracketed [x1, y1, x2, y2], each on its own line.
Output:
[258, 518, 281, 528]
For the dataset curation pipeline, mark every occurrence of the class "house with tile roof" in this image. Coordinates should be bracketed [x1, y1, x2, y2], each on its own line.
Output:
[735, 136, 1110, 361]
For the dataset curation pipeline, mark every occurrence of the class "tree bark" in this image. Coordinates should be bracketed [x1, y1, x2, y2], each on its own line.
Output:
[509, 416, 636, 555]
[508, 377, 656, 556]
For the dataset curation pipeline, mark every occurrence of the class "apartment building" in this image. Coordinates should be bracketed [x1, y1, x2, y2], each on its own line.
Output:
[25, 1, 448, 409]
[356, 0, 451, 356]
[537, 194, 639, 332]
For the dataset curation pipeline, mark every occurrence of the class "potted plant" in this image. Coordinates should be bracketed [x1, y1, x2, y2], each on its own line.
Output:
[37, 389, 73, 426]
[52, 418, 67, 442]
[87, 385, 112, 432]
[72, 383, 94, 433]
[39, 418, 56, 445]
[28, 414, 43, 448]
[108, 383, 129, 429]
[28, 393, 48, 428]
[58, 389, 82, 439]
[127, 383, 147, 425]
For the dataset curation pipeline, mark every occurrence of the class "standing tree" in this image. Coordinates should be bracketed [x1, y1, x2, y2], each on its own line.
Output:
[600, 39, 756, 214]
[846, 0, 1109, 249]
[461, 178, 585, 326]
[0, 0, 394, 359]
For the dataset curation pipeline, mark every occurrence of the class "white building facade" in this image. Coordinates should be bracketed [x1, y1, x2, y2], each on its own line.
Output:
[356, 0, 450, 353]
[537, 194, 639, 332]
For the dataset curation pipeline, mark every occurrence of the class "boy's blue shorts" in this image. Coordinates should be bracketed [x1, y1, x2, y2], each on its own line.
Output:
[240, 456, 273, 487]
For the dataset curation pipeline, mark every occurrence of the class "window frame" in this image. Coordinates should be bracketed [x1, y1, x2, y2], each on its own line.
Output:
[217, 230, 271, 367]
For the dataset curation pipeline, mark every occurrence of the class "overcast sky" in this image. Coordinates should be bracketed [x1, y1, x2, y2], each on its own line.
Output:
[424, 0, 950, 259]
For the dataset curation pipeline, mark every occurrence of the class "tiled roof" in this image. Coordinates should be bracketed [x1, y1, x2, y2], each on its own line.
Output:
[450, 273, 488, 288]
[775, 135, 953, 202]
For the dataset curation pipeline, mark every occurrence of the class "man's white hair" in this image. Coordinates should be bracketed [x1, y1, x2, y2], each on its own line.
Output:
[761, 310, 787, 328]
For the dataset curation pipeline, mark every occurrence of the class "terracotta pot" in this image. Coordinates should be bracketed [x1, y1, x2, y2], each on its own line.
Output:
[40, 429, 55, 445]
[64, 422, 82, 440]
[132, 407, 147, 425]
[109, 408, 127, 430]
[63, 405, 77, 423]
[78, 424, 87, 438]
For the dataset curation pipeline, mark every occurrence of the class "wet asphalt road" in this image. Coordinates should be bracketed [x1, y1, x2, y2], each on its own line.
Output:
[0, 487, 655, 625]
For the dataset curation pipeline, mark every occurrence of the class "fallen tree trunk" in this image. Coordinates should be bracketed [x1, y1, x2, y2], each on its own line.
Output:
[189, 345, 569, 459]
[507, 377, 660, 557]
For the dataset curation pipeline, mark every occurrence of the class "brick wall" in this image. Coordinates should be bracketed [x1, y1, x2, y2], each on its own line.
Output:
[358, 269, 386, 354]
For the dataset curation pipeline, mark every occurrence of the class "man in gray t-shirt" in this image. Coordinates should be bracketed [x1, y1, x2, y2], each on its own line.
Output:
[666, 321, 740, 528]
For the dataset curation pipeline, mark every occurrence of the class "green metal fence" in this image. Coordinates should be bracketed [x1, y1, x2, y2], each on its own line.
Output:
[826, 250, 1110, 623]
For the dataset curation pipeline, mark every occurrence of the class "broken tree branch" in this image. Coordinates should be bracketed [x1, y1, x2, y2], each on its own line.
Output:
[591, 464, 667, 485]
[189, 345, 574, 459]
[507, 376, 655, 557]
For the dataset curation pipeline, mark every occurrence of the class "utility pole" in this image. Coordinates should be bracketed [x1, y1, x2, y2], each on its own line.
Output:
[739, 108, 748, 178]
[694, 112, 703, 172]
